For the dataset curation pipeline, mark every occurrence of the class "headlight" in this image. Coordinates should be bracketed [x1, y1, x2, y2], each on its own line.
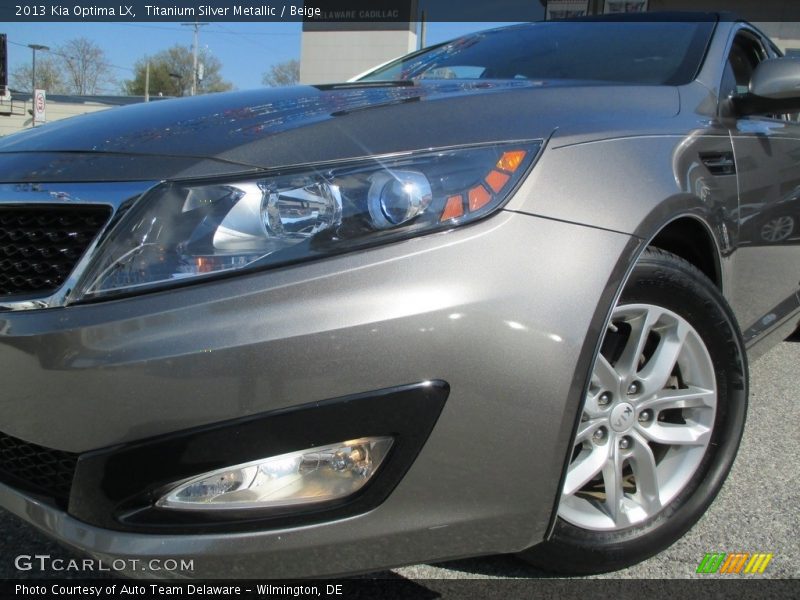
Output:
[73, 141, 541, 300]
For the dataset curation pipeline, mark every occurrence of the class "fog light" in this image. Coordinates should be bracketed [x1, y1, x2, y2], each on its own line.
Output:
[156, 437, 393, 510]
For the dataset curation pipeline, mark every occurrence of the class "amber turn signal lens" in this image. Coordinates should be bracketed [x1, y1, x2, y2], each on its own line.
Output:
[437, 148, 531, 222]
[496, 150, 527, 173]
[468, 185, 492, 211]
[485, 170, 511, 193]
[441, 195, 465, 221]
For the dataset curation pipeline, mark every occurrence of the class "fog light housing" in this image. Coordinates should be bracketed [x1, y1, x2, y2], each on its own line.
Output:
[156, 437, 393, 510]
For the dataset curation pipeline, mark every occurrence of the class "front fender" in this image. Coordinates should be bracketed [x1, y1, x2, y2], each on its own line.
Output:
[505, 133, 736, 258]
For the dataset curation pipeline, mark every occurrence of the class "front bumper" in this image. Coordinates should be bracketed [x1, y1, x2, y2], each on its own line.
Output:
[0, 210, 634, 578]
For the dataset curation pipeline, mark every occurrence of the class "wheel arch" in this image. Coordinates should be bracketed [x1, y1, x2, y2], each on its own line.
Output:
[647, 214, 724, 292]
[543, 205, 729, 541]
[528, 244, 748, 571]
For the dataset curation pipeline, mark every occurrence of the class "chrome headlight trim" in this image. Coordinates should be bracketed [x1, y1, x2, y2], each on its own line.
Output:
[0, 181, 158, 312]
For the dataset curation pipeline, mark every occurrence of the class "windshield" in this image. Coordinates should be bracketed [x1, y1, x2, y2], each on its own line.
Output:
[359, 20, 716, 86]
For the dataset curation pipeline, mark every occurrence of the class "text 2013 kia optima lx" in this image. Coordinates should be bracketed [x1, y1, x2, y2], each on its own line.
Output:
[0, 14, 798, 577]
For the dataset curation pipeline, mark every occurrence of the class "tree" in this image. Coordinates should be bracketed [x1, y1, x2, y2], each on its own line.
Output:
[262, 59, 300, 87]
[59, 37, 115, 95]
[9, 38, 113, 95]
[124, 45, 232, 97]
[10, 56, 67, 93]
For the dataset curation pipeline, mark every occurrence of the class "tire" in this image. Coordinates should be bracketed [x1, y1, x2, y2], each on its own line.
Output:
[520, 247, 748, 574]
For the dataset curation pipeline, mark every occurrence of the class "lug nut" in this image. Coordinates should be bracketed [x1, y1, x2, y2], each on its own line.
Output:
[627, 381, 640, 395]
[638, 410, 652, 423]
[593, 427, 607, 443]
[619, 436, 632, 450]
[598, 392, 612, 406]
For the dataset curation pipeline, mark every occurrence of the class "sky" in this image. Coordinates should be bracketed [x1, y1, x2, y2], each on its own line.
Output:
[1, 21, 519, 93]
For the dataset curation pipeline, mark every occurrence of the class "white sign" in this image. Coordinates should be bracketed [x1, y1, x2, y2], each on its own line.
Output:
[546, 0, 589, 20]
[604, 0, 649, 14]
[33, 89, 46, 124]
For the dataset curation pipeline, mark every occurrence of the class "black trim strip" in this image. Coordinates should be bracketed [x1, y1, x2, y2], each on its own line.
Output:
[544, 236, 642, 539]
[69, 381, 449, 534]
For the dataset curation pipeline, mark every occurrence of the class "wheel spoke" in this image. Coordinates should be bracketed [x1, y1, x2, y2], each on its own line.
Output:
[574, 419, 603, 444]
[636, 322, 688, 396]
[629, 434, 662, 514]
[592, 353, 620, 392]
[614, 308, 659, 377]
[601, 445, 629, 527]
[638, 385, 715, 412]
[636, 420, 711, 446]
[563, 444, 607, 496]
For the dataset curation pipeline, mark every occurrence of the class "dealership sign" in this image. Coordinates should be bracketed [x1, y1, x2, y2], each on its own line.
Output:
[545, 0, 589, 20]
[33, 89, 46, 125]
[302, 0, 418, 32]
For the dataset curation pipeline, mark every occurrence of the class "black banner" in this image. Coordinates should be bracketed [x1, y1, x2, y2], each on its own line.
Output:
[2, 578, 799, 599]
[4, 0, 800, 23]
[1, 0, 545, 23]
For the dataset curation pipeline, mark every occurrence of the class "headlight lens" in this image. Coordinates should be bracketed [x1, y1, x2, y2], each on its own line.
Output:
[74, 141, 540, 299]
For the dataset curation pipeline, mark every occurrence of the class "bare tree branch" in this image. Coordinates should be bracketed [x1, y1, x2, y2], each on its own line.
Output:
[10, 57, 67, 93]
[58, 38, 115, 95]
[262, 60, 300, 87]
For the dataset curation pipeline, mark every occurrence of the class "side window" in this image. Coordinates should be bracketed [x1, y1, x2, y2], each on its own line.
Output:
[721, 32, 767, 100]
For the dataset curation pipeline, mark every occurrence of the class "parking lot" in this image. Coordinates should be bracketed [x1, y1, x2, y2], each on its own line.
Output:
[0, 342, 797, 581]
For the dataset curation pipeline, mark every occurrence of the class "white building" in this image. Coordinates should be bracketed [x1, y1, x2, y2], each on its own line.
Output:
[300, 27, 417, 84]
[299, 2, 419, 84]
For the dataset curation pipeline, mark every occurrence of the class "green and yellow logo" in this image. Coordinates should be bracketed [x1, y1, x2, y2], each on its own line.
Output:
[696, 552, 774, 574]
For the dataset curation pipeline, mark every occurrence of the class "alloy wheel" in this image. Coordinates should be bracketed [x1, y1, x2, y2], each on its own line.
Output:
[559, 303, 717, 531]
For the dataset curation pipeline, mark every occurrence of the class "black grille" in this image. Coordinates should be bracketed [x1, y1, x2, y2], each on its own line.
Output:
[0, 205, 111, 297]
[0, 430, 78, 505]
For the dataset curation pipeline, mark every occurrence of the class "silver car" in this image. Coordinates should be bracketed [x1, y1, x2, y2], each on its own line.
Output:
[0, 13, 797, 578]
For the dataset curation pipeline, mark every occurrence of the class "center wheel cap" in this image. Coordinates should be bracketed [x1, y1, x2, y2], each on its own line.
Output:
[610, 402, 635, 433]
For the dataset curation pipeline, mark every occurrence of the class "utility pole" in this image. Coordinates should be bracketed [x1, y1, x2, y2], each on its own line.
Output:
[182, 21, 208, 96]
[144, 61, 150, 102]
[27, 43, 49, 93]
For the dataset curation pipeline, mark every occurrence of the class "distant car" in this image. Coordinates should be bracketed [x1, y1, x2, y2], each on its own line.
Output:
[735, 186, 800, 245]
[0, 13, 799, 578]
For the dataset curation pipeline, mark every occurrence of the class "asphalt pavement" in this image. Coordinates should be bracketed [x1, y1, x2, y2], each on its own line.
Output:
[0, 342, 798, 582]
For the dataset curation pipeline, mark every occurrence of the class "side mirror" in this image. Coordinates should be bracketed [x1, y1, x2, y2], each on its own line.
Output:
[730, 57, 800, 117]
[750, 57, 800, 98]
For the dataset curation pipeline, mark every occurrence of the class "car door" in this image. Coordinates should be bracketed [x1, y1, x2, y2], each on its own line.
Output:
[725, 27, 800, 343]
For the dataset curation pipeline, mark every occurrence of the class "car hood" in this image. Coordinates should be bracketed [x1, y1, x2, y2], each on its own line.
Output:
[0, 81, 681, 182]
